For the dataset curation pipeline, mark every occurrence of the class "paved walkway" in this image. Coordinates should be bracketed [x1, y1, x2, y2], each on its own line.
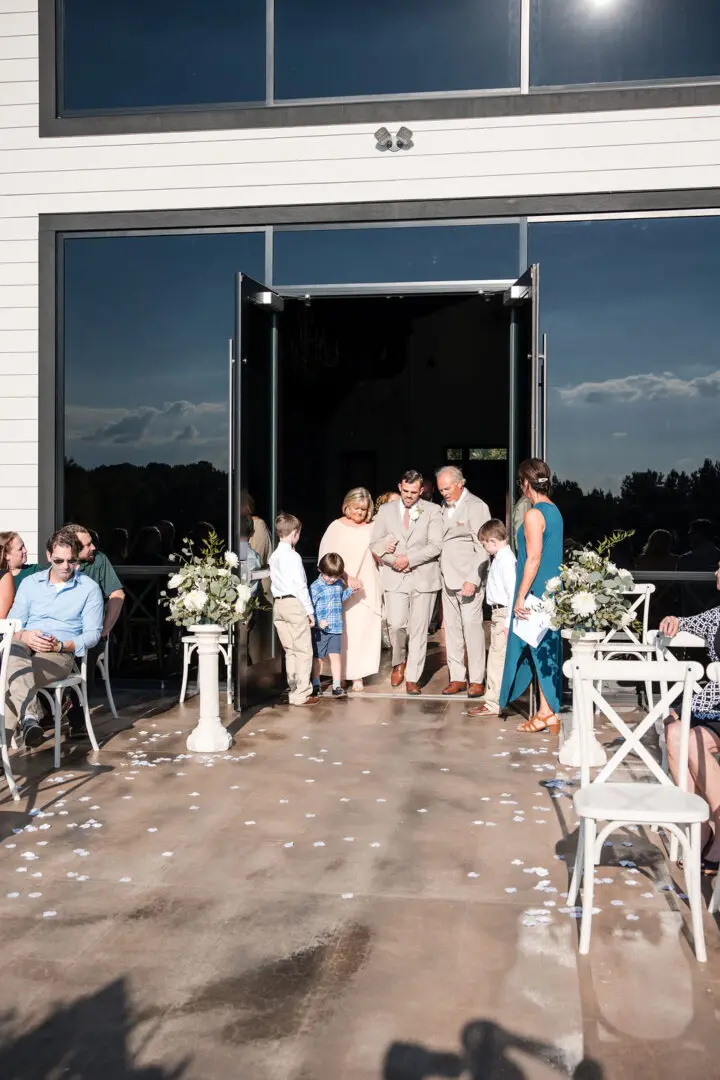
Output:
[0, 693, 718, 1079]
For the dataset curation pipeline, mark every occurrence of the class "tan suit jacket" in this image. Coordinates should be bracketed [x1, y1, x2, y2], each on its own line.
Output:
[370, 499, 442, 595]
[440, 490, 491, 591]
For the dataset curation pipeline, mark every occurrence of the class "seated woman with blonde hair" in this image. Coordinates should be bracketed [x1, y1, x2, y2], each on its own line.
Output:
[319, 487, 382, 691]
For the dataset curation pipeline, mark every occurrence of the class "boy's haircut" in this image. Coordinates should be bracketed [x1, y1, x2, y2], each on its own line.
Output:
[479, 518, 507, 542]
[275, 512, 301, 539]
[318, 552, 345, 577]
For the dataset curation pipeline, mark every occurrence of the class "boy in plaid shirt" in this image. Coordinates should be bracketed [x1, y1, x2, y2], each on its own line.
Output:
[310, 552, 358, 697]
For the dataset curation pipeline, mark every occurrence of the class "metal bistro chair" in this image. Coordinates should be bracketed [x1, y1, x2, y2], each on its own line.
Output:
[565, 656, 708, 962]
[0, 619, 22, 801]
[180, 630, 232, 705]
[37, 650, 101, 770]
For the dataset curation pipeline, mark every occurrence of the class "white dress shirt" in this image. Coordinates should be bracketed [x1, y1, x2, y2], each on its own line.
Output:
[445, 487, 468, 520]
[269, 542, 313, 616]
[485, 544, 517, 607]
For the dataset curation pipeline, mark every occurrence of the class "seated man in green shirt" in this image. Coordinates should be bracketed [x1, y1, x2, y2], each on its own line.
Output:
[63, 523, 126, 736]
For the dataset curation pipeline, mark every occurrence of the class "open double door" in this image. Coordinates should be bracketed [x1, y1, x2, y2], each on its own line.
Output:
[230, 267, 546, 706]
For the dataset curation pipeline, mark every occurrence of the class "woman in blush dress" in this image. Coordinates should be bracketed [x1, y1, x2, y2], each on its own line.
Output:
[319, 487, 382, 692]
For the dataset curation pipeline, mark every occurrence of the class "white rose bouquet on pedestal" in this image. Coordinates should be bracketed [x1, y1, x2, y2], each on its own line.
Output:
[161, 530, 260, 630]
[541, 531, 637, 640]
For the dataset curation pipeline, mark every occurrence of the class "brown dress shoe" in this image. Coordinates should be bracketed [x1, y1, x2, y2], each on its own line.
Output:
[295, 695, 320, 707]
[467, 683, 485, 698]
[390, 663, 406, 688]
[406, 682, 421, 695]
[442, 681, 468, 695]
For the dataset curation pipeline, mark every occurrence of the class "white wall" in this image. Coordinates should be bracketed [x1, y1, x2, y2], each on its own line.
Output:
[3, 2, 720, 554]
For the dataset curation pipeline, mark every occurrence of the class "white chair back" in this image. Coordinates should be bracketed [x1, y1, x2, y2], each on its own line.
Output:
[0, 619, 21, 718]
[707, 661, 720, 683]
[598, 584, 655, 648]
[647, 628, 706, 651]
[571, 656, 703, 788]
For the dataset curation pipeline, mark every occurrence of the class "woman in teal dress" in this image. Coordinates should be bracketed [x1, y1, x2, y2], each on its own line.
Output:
[500, 458, 564, 734]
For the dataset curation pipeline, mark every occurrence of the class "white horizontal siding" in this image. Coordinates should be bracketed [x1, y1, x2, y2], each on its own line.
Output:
[0, 394, 36, 419]
[2, 5, 720, 543]
[0, 463, 36, 487]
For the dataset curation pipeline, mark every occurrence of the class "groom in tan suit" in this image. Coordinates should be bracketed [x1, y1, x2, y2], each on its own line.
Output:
[437, 466, 491, 698]
[371, 469, 442, 695]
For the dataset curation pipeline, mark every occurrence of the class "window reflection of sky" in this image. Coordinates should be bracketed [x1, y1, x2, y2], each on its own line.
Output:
[63, 218, 720, 504]
[60, 0, 720, 113]
[530, 217, 720, 493]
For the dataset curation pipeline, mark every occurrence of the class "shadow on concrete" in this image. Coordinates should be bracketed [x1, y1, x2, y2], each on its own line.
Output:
[383, 1020, 604, 1079]
[0, 978, 189, 1080]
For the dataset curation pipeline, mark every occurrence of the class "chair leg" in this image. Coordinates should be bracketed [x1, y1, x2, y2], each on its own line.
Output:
[77, 685, 99, 753]
[0, 740, 20, 801]
[684, 822, 707, 963]
[709, 868, 720, 916]
[101, 663, 119, 720]
[670, 832, 679, 864]
[179, 642, 192, 703]
[567, 820, 584, 906]
[579, 820, 597, 955]
[645, 679, 654, 714]
[54, 688, 62, 770]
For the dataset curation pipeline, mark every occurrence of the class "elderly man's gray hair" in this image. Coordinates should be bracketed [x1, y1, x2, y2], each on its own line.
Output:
[436, 465, 465, 485]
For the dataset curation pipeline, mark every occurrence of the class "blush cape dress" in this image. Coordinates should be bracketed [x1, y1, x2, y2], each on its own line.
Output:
[318, 519, 382, 682]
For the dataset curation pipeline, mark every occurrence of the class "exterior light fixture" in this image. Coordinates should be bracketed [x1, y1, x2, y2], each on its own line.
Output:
[374, 126, 414, 152]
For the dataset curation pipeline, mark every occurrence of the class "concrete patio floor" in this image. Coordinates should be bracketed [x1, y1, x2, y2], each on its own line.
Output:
[0, 691, 719, 1080]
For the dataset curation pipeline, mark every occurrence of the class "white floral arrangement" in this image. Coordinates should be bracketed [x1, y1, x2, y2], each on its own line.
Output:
[161, 530, 259, 630]
[541, 531, 637, 639]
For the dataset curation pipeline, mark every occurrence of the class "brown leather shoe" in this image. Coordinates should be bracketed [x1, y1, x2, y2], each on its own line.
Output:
[467, 683, 485, 698]
[390, 663, 406, 688]
[442, 681, 468, 695]
[294, 695, 320, 707]
[406, 682, 421, 695]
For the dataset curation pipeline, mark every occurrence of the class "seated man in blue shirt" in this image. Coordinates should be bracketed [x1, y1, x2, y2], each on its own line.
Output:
[5, 528, 104, 749]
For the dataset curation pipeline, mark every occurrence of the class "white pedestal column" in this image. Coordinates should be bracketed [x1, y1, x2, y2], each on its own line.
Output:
[559, 632, 607, 768]
[186, 624, 232, 754]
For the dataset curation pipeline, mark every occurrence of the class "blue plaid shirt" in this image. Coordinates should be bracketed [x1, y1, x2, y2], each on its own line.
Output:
[310, 577, 353, 634]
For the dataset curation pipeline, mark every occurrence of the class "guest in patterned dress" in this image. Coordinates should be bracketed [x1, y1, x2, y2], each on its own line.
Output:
[660, 558, 720, 872]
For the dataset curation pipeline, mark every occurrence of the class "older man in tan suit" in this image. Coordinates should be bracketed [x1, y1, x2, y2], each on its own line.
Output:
[437, 466, 491, 698]
[371, 469, 442, 695]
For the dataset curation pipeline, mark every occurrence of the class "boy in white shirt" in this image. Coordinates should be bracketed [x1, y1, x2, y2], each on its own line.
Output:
[468, 518, 516, 717]
[269, 513, 318, 708]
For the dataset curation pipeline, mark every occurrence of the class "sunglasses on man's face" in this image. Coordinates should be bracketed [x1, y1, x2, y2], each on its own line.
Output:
[51, 557, 77, 566]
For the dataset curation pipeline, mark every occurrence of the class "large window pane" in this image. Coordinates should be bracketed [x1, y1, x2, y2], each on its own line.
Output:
[273, 225, 521, 286]
[63, 231, 265, 553]
[531, 0, 720, 87]
[530, 217, 720, 606]
[61, 0, 266, 112]
[275, 0, 520, 99]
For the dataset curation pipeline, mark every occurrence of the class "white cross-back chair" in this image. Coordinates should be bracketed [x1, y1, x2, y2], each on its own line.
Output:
[0, 619, 22, 801]
[593, 584, 656, 705]
[647, 628, 707, 793]
[95, 638, 118, 720]
[179, 632, 232, 705]
[706, 662, 720, 917]
[565, 656, 709, 961]
[36, 652, 100, 769]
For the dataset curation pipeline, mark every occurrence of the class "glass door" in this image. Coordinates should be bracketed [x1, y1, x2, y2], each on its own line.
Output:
[232, 274, 284, 705]
[506, 264, 545, 540]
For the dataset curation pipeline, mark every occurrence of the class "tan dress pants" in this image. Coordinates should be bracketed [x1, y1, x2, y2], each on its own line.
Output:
[484, 607, 509, 712]
[4, 644, 74, 729]
[442, 584, 487, 685]
[273, 598, 313, 705]
[384, 590, 436, 684]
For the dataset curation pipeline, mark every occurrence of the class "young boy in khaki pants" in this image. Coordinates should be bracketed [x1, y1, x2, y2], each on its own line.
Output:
[269, 513, 319, 708]
[468, 519, 516, 717]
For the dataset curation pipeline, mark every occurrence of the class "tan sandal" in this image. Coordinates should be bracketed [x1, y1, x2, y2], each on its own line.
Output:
[517, 712, 561, 735]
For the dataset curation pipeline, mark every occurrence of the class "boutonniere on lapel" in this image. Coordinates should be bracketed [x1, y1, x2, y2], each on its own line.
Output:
[409, 505, 423, 523]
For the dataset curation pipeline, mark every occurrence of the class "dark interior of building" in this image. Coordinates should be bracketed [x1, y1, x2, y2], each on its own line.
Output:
[276, 291, 513, 555]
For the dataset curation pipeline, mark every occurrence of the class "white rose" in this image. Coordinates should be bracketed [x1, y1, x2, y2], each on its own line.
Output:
[167, 573, 184, 589]
[545, 576, 561, 594]
[234, 584, 252, 613]
[224, 551, 239, 568]
[184, 589, 208, 612]
[570, 591, 597, 617]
